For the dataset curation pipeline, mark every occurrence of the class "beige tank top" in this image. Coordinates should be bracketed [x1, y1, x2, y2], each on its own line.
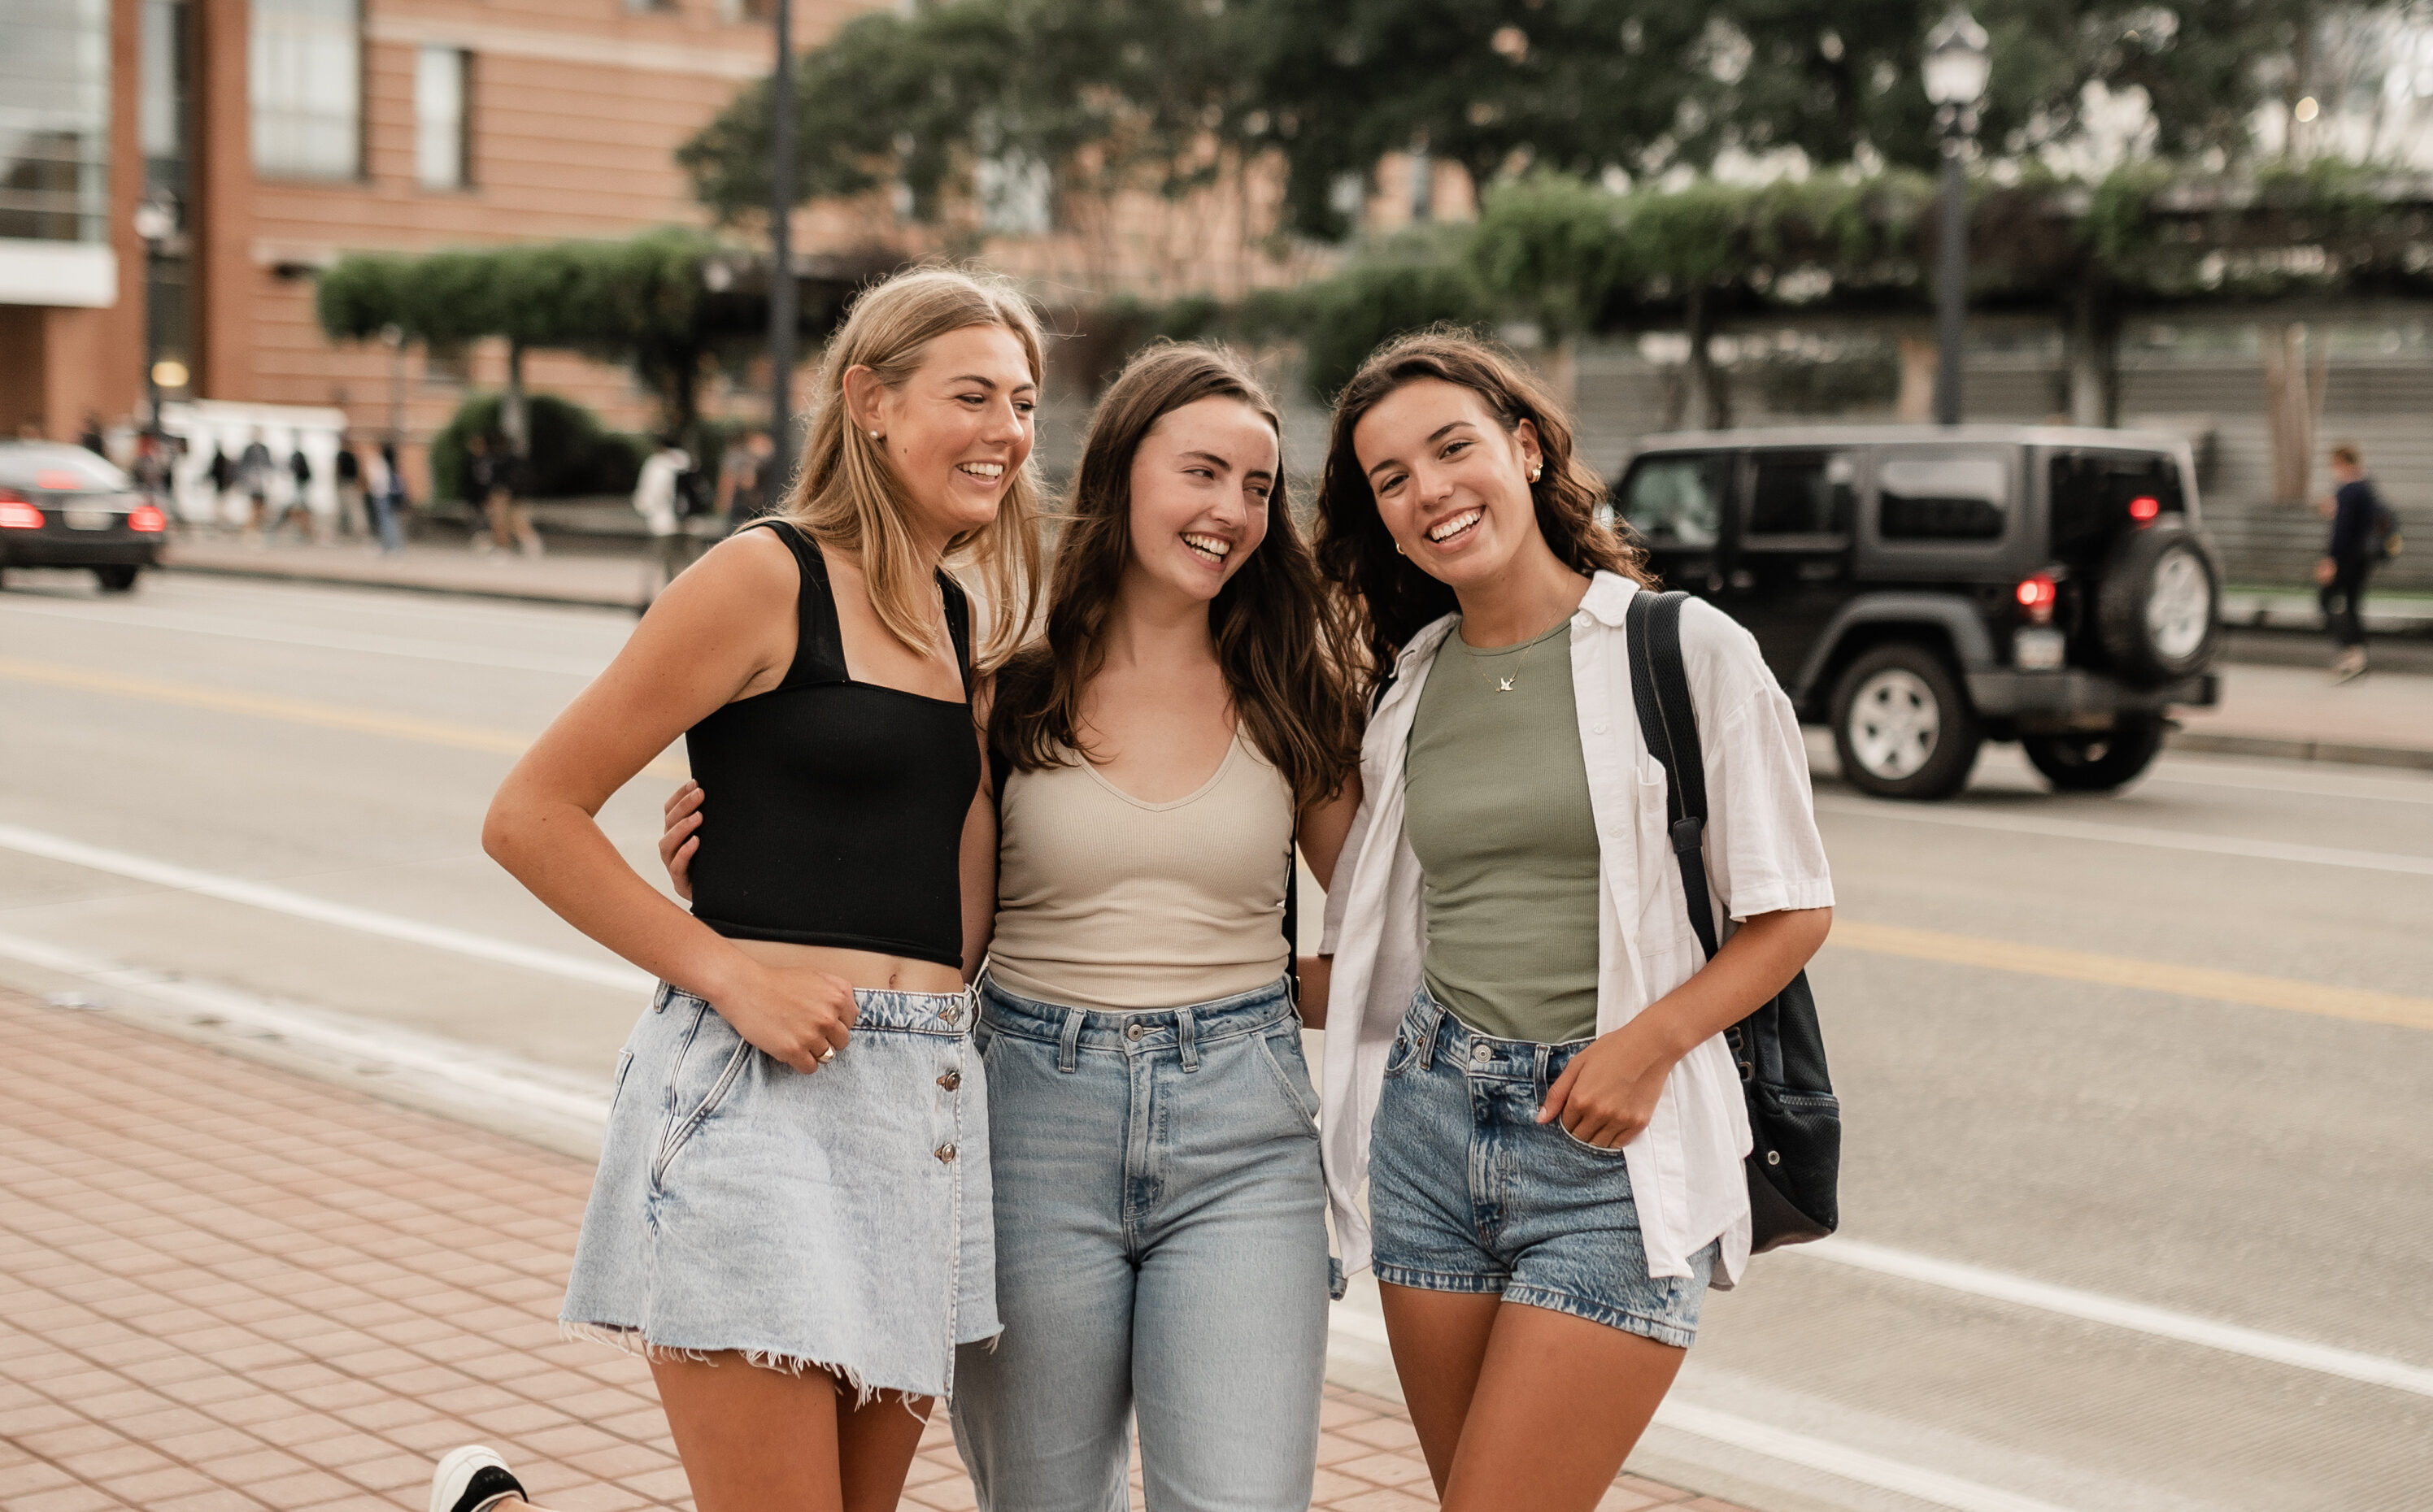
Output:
[988, 733, 1295, 1012]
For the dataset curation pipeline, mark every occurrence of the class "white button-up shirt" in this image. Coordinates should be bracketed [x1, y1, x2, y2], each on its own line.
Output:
[1318, 572, 1835, 1291]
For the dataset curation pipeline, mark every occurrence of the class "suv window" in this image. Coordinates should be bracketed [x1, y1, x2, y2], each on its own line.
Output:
[1621, 453, 1727, 547]
[2049, 450, 2183, 561]
[1747, 452, 1856, 537]
[1878, 454, 2009, 541]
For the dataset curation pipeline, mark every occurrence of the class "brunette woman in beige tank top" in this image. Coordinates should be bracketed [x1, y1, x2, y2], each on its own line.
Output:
[662, 344, 1362, 1508]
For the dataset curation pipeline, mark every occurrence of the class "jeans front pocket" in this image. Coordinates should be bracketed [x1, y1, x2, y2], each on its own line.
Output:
[1253, 1023, 1321, 1135]
[651, 1004, 754, 1188]
[1556, 1119, 1633, 1158]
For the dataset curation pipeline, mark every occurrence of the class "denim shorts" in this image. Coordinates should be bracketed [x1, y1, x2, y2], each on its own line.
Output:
[1368, 984, 1714, 1348]
[561, 983, 995, 1401]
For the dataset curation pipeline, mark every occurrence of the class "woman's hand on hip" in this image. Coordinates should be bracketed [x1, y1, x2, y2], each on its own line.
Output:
[719, 960, 860, 1073]
[659, 780, 703, 900]
[1537, 1026, 1676, 1149]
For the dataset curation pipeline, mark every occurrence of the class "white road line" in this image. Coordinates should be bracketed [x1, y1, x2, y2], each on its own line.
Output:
[0, 599, 609, 676]
[1652, 1403, 2080, 1512]
[0, 930, 612, 1140]
[0, 823, 651, 993]
[1329, 1306, 2078, 1512]
[2144, 764, 2433, 806]
[1814, 797, 2433, 878]
[1804, 1238, 2433, 1398]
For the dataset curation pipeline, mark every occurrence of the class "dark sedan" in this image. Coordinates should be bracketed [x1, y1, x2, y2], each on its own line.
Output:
[0, 442, 168, 593]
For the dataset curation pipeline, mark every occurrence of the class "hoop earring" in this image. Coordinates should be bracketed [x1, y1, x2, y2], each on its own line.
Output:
[1529, 463, 1543, 483]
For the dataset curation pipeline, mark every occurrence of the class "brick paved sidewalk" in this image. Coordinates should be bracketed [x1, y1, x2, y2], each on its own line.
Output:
[0, 989, 1752, 1512]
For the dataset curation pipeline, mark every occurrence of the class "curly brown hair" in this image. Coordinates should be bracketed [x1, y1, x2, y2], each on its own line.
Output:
[1314, 328, 1650, 692]
[990, 341, 1360, 810]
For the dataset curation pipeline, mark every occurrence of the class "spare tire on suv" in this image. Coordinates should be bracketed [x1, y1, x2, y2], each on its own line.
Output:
[2097, 519, 2220, 685]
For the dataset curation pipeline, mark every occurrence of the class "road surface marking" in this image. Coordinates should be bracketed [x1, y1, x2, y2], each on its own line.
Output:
[0, 822, 652, 994]
[0, 930, 612, 1143]
[1815, 796, 2433, 878]
[0, 656, 685, 779]
[1804, 1238, 2433, 1398]
[2145, 763, 2433, 806]
[1829, 920, 2433, 1032]
[1325, 1306, 2078, 1512]
[0, 598, 608, 675]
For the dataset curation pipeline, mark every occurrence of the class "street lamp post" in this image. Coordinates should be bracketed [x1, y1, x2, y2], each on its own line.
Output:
[768, 0, 797, 451]
[130, 193, 179, 445]
[1923, 7, 1990, 427]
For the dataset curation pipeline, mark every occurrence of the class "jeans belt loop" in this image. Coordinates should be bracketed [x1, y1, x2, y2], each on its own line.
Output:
[1056, 1007, 1085, 1074]
[1533, 1042, 1554, 1104]
[652, 982, 673, 1014]
[1414, 997, 1443, 1074]
[1177, 1002, 1201, 1073]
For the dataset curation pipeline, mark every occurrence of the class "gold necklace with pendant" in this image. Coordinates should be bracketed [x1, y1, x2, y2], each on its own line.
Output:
[1471, 624, 1552, 693]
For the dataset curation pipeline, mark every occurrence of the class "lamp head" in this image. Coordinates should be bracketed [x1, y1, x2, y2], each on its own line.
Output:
[1923, 7, 1991, 108]
[130, 194, 177, 244]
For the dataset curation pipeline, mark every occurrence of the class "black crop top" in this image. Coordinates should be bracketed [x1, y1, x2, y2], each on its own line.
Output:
[684, 522, 979, 967]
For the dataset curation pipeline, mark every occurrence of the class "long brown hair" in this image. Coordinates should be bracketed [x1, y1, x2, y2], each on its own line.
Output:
[1314, 328, 1649, 691]
[776, 266, 1044, 666]
[992, 341, 1360, 810]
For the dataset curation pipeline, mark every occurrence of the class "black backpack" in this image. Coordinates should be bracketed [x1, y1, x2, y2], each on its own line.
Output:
[1625, 590, 1841, 1252]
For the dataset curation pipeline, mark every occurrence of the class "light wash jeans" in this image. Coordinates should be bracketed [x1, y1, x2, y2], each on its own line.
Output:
[953, 974, 1329, 1511]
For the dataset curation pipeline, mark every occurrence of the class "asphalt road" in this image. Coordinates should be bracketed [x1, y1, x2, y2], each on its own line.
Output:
[2, 570, 2426, 1512]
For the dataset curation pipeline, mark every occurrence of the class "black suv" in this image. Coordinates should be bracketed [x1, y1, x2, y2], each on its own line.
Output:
[1616, 425, 2222, 800]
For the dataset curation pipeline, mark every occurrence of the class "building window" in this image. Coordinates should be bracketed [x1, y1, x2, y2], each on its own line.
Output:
[415, 47, 471, 189]
[0, 0, 111, 243]
[250, 0, 361, 180]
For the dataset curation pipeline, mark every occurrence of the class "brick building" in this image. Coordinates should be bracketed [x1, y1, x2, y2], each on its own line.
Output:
[1, 0, 886, 472]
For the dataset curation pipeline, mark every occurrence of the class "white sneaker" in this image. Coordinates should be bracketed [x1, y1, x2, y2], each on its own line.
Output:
[429, 1445, 529, 1512]
[2332, 648, 2369, 684]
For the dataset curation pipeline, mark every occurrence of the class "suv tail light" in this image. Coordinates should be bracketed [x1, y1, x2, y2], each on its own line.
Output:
[128, 502, 168, 532]
[2128, 495, 2161, 524]
[0, 491, 44, 529]
[2015, 574, 2058, 624]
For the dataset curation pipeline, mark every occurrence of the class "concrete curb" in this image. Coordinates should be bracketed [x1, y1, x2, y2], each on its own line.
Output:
[162, 558, 643, 612]
[2167, 729, 2433, 772]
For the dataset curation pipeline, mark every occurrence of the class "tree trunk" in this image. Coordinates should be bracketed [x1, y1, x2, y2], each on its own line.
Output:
[1683, 285, 1729, 430]
[2064, 280, 2118, 428]
[2261, 322, 2330, 506]
[1896, 336, 1938, 421]
[502, 342, 529, 459]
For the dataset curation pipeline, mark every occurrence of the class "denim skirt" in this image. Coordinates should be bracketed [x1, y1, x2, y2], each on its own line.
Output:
[561, 983, 996, 1401]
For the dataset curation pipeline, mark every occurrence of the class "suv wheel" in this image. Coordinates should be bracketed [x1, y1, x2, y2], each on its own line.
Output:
[2097, 520, 2219, 684]
[1830, 644, 1983, 801]
[94, 566, 139, 593]
[2022, 716, 2165, 793]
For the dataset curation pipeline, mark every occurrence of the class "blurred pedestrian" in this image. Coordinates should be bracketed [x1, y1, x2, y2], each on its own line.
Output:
[630, 439, 692, 606]
[77, 411, 106, 457]
[459, 433, 496, 554]
[486, 437, 542, 557]
[205, 443, 234, 532]
[130, 432, 172, 509]
[715, 427, 779, 530]
[2317, 441, 2392, 683]
[268, 443, 317, 545]
[370, 441, 407, 554]
[237, 428, 273, 543]
[334, 436, 366, 539]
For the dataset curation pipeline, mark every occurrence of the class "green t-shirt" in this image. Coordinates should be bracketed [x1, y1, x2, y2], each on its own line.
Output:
[1404, 619, 1602, 1044]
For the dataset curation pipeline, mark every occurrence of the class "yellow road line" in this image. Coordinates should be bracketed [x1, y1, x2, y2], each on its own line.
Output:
[0, 656, 688, 781]
[1830, 920, 2433, 1032]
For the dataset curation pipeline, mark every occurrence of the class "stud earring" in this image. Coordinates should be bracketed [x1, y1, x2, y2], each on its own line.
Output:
[1529, 463, 1543, 482]
[869, 431, 881, 441]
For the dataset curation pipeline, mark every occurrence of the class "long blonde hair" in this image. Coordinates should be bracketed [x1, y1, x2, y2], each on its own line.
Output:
[776, 267, 1045, 665]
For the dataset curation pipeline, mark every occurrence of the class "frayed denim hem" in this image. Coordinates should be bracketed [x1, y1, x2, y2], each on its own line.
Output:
[559, 1319, 995, 1408]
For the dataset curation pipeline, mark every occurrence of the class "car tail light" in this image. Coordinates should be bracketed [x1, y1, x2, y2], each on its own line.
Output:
[128, 503, 167, 532]
[0, 492, 43, 529]
[2015, 574, 2058, 624]
[2128, 495, 2161, 524]
[34, 470, 85, 492]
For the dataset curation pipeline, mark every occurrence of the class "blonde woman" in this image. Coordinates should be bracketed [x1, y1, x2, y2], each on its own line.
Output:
[441, 268, 1043, 1512]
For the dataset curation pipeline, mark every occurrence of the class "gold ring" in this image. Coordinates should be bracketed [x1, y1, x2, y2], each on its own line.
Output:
[819, 1047, 838, 1062]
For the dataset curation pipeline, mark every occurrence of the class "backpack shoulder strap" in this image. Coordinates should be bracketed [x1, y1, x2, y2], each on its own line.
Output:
[1626, 590, 1721, 962]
